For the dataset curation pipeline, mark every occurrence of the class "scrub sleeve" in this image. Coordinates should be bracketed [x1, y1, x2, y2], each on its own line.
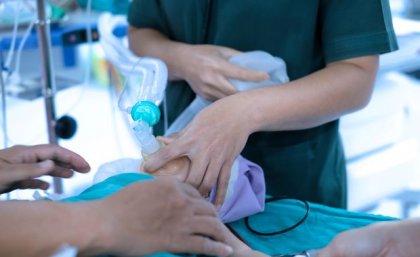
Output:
[127, 0, 398, 208]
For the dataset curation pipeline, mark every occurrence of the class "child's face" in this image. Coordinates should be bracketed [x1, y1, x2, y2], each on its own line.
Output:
[139, 156, 190, 182]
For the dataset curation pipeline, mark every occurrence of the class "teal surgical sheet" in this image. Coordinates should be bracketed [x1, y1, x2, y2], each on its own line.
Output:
[64, 173, 396, 256]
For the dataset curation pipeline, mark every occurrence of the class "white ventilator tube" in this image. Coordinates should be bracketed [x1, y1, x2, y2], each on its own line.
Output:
[98, 13, 168, 154]
[117, 58, 168, 155]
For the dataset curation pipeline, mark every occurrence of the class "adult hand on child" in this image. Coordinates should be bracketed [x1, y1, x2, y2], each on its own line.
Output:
[92, 178, 233, 257]
[141, 136, 191, 182]
[144, 93, 253, 208]
[0, 144, 90, 193]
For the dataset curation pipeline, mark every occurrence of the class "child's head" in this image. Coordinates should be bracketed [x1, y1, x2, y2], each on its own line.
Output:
[140, 156, 190, 182]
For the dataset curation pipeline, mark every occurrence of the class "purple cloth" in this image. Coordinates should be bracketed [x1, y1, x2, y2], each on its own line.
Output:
[210, 155, 266, 223]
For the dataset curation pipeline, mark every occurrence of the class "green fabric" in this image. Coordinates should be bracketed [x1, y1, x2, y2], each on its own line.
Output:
[63, 173, 153, 202]
[127, 0, 398, 208]
[63, 174, 396, 256]
[229, 199, 396, 255]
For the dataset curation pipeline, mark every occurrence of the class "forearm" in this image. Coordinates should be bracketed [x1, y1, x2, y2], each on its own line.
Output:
[237, 56, 379, 133]
[318, 218, 420, 257]
[388, 218, 420, 245]
[128, 27, 189, 81]
[0, 201, 106, 257]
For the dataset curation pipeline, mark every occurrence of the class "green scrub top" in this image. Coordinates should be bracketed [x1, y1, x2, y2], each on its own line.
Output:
[127, 0, 398, 208]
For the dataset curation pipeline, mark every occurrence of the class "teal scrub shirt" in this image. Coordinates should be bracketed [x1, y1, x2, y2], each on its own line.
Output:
[127, 0, 398, 208]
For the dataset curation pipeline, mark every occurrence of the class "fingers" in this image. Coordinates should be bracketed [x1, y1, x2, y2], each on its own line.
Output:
[218, 47, 242, 59]
[0, 159, 78, 186]
[189, 198, 218, 217]
[0, 160, 56, 184]
[189, 216, 227, 242]
[192, 72, 237, 100]
[178, 182, 202, 199]
[198, 158, 222, 197]
[214, 161, 232, 209]
[176, 235, 233, 257]
[196, 81, 232, 100]
[223, 63, 269, 83]
[186, 156, 208, 189]
[143, 143, 186, 172]
[197, 67, 268, 100]
[29, 145, 91, 173]
[15, 179, 50, 190]
[212, 75, 238, 96]
[156, 135, 177, 145]
[48, 167, 75, 178]
[199, 63, 268, 100]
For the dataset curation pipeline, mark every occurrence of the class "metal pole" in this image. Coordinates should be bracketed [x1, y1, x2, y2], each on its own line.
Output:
[0, 57, 7, 149]
[1, 55, 10, 201]
[36, 0, 62, 194]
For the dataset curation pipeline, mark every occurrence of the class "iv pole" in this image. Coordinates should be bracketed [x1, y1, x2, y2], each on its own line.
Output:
[36, 0, 62, 194]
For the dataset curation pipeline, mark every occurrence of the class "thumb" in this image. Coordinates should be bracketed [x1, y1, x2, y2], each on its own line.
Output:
[156, 136, 175, 145]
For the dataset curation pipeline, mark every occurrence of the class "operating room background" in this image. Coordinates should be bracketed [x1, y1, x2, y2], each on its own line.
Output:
[1, 0, 420, 218]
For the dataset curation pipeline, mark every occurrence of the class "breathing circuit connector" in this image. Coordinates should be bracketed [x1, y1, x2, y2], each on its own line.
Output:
[130, 100, 160, 126]
[129, 100, 162, 156]
[132, 120, 161, 155]
[115, 56, 168, 157]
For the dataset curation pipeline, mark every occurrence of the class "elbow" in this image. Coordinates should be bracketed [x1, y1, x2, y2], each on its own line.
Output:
[341, 55, 379, 113]
[358, 82, 375, 109]
[354, 66, 378, 112]
[348, 78, 376, 114]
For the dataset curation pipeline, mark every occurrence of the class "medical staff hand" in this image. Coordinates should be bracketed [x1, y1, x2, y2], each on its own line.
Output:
[177, 45, 268, 100]
[141, 136, 191, 182]
[92, 178, 233, 257]
[317, 219, 420, 257]
[144, 94, 252, 208]
[0, 144, 90, 193]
